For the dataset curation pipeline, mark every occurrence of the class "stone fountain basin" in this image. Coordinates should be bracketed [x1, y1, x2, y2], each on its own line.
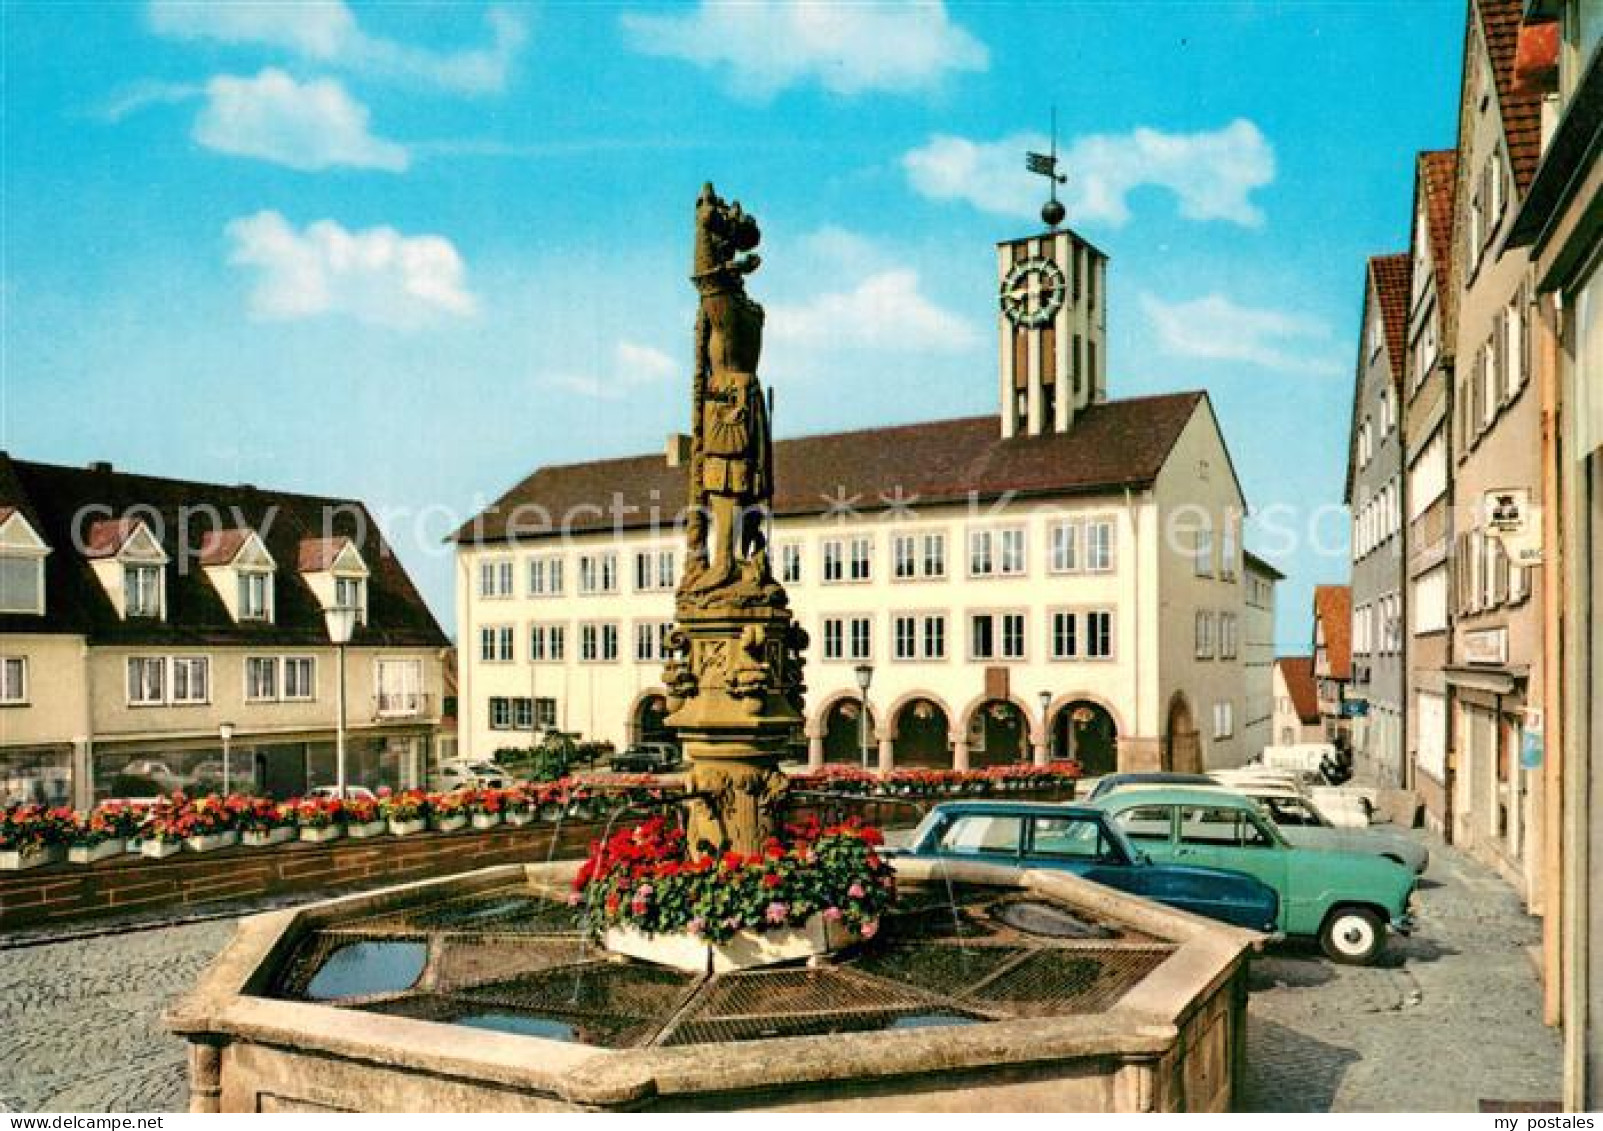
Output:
[167, 858, 1260, 1113]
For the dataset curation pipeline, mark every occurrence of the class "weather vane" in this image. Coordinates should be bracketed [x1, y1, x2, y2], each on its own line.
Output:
[1026, 107, 1068, 229]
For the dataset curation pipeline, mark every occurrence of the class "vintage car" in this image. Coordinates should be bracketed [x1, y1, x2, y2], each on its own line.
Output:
[1093, 787, 1417, 964]
[609, 742, 683, 774]
[1092, 773, 1430, 874]
[899, 801, 1280, 933]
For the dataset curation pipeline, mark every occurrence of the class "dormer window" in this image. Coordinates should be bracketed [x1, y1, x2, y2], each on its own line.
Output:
[125, 564, 163, 618]
[299, 535, 371, 625]
[336, 576, 366, 620]
[0, 509, 49, 615]
[239, 571, 272, 621]
[199, 527, 278, 625]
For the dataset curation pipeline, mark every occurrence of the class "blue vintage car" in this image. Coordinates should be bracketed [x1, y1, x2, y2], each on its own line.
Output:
[899, 800, 1280, 933]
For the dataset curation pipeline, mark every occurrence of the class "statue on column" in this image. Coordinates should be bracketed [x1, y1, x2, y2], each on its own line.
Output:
[664, 184, 806, 858]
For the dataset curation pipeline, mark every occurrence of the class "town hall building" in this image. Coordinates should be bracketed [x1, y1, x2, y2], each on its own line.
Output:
[455, 223, 1273, 776]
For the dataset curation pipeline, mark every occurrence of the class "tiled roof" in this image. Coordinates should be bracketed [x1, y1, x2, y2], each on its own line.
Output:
[0, 454, 447, 648]
[196, 528, 252, 567]
[1475, 0, 1544, 194]
[82, 516, 146, 559]
[298, 535, 354, 573]
[1370, 254, 1412, 388]
[456, 393, 1210, 544]
[1313, 585, 1353, 681]
[1276, 656, 1321, 725]
[1419, 149, 1459, 301]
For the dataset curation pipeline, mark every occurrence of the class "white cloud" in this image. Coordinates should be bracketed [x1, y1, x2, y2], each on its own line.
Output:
[1140, 292, 1341, 376]
[619, 1, 987, 97]
[225, 211, 475, 328]
[540, 341, 680, 401]
[904, 119, 1276, 228]
[193, 69, 407, 172]
[770, 269, 977, 352]
[148, 1, 526, 94]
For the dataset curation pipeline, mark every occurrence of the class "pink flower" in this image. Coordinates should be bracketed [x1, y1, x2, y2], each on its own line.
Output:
[765, 901, 790, 925]
[687, 917, 707, 936]
[566, 891, 583, 906]
[822, 906, 843, 922]
[847, 882, 866, 899]
[860, 918, 879, 939]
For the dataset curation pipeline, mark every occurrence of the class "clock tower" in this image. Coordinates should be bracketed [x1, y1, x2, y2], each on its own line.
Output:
[997, 228, 1107, 438]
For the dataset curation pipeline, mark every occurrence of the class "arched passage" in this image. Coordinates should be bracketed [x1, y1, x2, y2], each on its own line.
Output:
[820, 697, 878, 766]
[1051, 699, 1119, 777]
[891, 696, 951, 769]
[1165, 692, 1202, 773]
[965, 698, 1029, 767]
[631, 692, 672, 747]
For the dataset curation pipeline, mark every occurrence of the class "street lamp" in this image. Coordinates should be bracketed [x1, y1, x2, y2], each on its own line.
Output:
[854, 663, 874, 772]
[1038, 690, 1053, 762]
[323, 605, 359, 798]
[218, 721, 236, 795]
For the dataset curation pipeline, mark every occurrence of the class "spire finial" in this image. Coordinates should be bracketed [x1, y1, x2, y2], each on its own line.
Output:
[1025, 107, 1068, 229]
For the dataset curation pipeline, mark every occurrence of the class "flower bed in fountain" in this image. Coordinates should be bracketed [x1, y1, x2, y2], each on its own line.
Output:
[574, 814, 896, 973]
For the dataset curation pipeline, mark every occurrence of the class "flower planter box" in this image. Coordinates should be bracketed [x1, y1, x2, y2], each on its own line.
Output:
[141, 839, 184, 860]
[242, 827, 297, 849]
[604, 912, 861, 975]
[186, 831, 240, 854]
[431, 814, 469, 834]
[1, 844, 67, 871]
[388, 818, 427, 837]
[298, 825, 344, 844]
[504, 809, 533, 828]
[470, 812, 503, 831]
[347, 820, 388, 840]
[69, 840, 124, 866]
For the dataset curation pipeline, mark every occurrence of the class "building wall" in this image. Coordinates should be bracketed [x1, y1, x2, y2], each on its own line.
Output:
[1241, 563, 1278, 761]
[0, 632, 89, 806]
[1349, 275, 1409, 788]
[1446, 32, 1543, 898]
[1270, 665, 1324, 748]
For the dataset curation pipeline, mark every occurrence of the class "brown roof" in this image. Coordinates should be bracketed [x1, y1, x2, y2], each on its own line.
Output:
[456, 393, 1210, 544]
[1474, 0, 1544, 194]
[1370, 254, 1412, 388]
[1418, 149, 1459, 301]
[298, 535, 354, 572]
[0, 453, 447, 648]
[196, 528, 252, 567]
[1313, 585, 1352, 681]
[82, 517, 146, 559]
[1276, 656, 1321, 725]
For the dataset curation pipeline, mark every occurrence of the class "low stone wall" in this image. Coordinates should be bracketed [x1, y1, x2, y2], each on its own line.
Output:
[0, 786, 1076, 934]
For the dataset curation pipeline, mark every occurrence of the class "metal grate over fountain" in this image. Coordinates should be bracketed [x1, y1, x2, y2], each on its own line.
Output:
[265, 882, 1177, 1048]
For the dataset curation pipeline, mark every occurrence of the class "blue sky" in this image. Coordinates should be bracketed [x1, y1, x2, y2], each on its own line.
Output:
[2, 1, 1466, 650]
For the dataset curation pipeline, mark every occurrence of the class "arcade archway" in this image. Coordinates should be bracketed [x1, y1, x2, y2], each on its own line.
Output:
[1051, 700, 1118, 777]
[966, 698, 1028, 767]
[892, 696, 951, 769]
[631, 692, 672, 747]
[821, 697, 878, 765]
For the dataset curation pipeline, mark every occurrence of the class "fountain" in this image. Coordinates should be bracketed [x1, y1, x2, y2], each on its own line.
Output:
[167, 185, 1260, 1113]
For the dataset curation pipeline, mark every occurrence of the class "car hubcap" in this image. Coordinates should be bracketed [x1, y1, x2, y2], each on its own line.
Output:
[1336, 917, 1373, 955]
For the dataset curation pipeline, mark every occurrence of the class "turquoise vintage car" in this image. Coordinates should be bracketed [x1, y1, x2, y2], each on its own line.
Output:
[1093, 787, 1416, 964]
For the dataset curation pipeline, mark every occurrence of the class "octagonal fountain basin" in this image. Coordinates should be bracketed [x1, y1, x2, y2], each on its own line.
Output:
[168, 858, 1261, 1113]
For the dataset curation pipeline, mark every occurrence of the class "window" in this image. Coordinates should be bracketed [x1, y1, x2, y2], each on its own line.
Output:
[936, 814, 1022, 857]
[0, 656, 25, 704]
[530, 623, 566, 663]
[513, 697, 534, 730]
[489, 697, 513, 730]
[0, 555, 44, 615]
[1193, 526, 1213, 578]
[1195, 611, 1215, 659]
[1086, 610, 1113, 659]
[479, 558, 513, 598]
[580, 623, 618, 662]
[1111, 805, 1173, 843]
[245, 657, 278, 702]
[1506, 294, 1526, 400]
[970, 614, 995, 660]
[1212, 701, 1235, 739]
[634, 621, 672, 663]
[1409, 430, 1448, 518]
[238, 571, 271, 621]
[284, 657, 315, 700]
[171, 657, 209, 704]
[634, 549, 675, 592]
[894, 615, 918, 660]
[480, 626, 514, 662]
[970, 612, 1026, 661]
[1051, 522, 1079, 573]
[124, 564, 162, 618]
[1220, 523, 1238, 581]
[1086, 520, 1113, 572]
[849, 616, 872, 661]
[1179, 806, 1270, 848]
[998, 529, 1026, 575]
[849, 536, 872, 581]
[822, 617, 845, 661]
[779, 543, 802, 584]
[968, 530, 994, 577]
[579, 553, 617, 594]
[893, 535, 917, 580]
[922, 533, 946, 578]
[335, 576, 365, 616]
[1051, 611, 1079, 659]
[525, 556, 565, 596]
[823, 540, 844, 583]
[602, 623, 619, 661]
[1001, 613, 1026, 659]
[534, 698, 557, 729]
[923, 614, 947, 660]
[1031, 816, 1122, 862]
[1219, 613, 1238, 660]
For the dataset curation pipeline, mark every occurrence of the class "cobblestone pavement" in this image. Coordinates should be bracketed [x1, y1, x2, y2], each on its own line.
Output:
[0, 833, 1561, 1112]
[1243, 832, 1562, 1111]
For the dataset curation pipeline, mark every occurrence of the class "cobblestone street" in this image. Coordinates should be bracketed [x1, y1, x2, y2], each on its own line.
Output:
[0, 834, 1562, 1112]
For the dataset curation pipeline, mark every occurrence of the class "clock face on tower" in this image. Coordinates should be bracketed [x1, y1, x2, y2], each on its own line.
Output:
[999, 255, 1066, 327]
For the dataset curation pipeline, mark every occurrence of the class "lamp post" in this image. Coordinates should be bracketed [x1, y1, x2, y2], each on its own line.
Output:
[323, 605, 359, 798]
[1038, 690, 1053, 762]
[219, 721, 236, 795]
[854, 663, 874, 772]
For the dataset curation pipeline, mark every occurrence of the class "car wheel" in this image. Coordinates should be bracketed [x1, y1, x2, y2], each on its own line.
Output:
[1320, 906, 1386, 964]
